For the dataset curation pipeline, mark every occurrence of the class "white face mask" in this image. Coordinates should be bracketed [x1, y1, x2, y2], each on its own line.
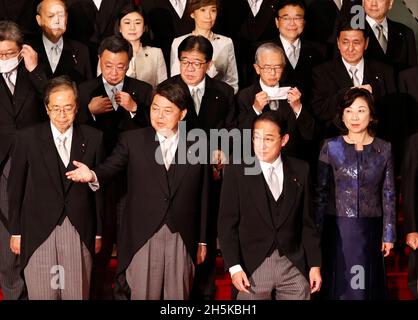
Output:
[0, 55, 22, 73]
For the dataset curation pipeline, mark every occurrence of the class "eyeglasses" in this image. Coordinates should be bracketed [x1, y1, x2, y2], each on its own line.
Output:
[252, 135, 280, 146]
[278, 16, 304, 23]
[179, 59, 207, 69]
[257, 64, 285, 73]
[0, 51, 19, 59]
[48, 105, 76, 115]
[103, 64, 127, 73]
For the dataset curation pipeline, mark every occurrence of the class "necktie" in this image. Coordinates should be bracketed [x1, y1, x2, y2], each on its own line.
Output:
[288, 44, 298, 69]
[192, 88, 201, 115]
[268, 166, 280, 201]
[376, 24, 388, 53]
[111, 87, 118, 110]
[50, 45, 60, 73]
[349, 66, 361, 86]
[57, 135, 70, 167]
[269, 99, 279, 111]
[162, 138, 173, 170]
[334, 0, 342, 10]
[4, 72, 15, 95]
[173, 0, 184, 17]
[250, 0, 259, 16]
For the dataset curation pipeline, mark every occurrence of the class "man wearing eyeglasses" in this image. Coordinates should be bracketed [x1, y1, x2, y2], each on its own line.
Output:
[0, 20, 48, 300]
[237, 42, 316, 162]
[77, 35, 153, 299]
[162, 35, 236, 300]
[273, 0, 325, 104]
[8, 76, 104, 299]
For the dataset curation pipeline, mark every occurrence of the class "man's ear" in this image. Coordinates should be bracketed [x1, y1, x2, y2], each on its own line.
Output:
[281, 134, 290, 147]
[36, 15, 42, 27]
[180, 109, 187, 121]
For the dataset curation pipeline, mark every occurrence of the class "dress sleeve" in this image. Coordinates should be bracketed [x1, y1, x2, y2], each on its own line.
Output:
[382, 144, 396, 243]
[314, 141, 332, 230]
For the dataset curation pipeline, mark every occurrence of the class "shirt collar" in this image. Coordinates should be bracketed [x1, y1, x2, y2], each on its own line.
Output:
[259, 154, 283, 172]
[50, 122, 73, 141]
[366, 15, 388, 32]
[42, 34, 64, 51]
[102, 77, 124, 92]
[156, 128, 180, 147]
[187, 77, 206, 94]
[259, 78, 280, 94]
[341, 57, 365, 75]
[279, 35, 301, 52]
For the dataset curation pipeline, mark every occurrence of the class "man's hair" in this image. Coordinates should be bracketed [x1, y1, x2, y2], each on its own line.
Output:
[153, 82, 189, 111]
[37, 0, 67, 15]
[336, 16, 369, 39]
[335, 87, 378, 135]
[253, 111, 289, 136]
[98, 35, 133, 60]
[44, 75, 78, 107]
[0, 21, 23, 47]
[276, 0, 306, 15]
[187, 0, 220, 15]
[177, 35, 213, 62]
[254, 42, 286, 65]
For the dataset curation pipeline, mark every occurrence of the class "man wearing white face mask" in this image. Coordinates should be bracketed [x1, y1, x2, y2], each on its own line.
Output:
[30, 0, 92, 84]
[0, 21, 48, 300]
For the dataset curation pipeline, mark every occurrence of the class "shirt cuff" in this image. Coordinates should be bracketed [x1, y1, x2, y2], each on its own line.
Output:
[95, 235, 102, 239]
[229, 264, 243, 277]
[88, 171, 100, 191]
[198, 243, 207, 246]
[129, 111, 136, 118]
[11, 235, 21, 238]
[252, 105, 262, 115]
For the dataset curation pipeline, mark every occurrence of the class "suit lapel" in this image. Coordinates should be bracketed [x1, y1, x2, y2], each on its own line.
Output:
[275, 159, 298, 229]
[13, 66, 30, 117]
[65, 125, 87, 194]
[169, 135, 191, 197]
[40, 122, 63, 196]
[96, 0, 114, 36]
[143, 128, 170, 196]
[334, 59, 354, 87]
[55, 39, 75, 76]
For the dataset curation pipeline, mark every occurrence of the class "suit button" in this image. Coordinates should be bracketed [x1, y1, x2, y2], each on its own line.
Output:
[164, 198, 168, 202]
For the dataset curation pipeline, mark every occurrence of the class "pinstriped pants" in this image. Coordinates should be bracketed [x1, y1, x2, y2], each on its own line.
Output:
[0, 158, 25, 300]
[237, 250, 310, 300]
[24, 217, 92, 300]
[126, 224, 195, 300]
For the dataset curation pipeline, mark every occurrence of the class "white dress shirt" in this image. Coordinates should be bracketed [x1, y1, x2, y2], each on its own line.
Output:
[247, 0, 263, 16]
[42, 34, 64, 72]
[169, 0, 187, 18]
[341, 57, 365, 86]
[229, 155, 283, 277]
[156, 129, 180, 168]
[366, 15, 389, 43]
[51, 122, 73, 159]
[2, 68, 17, 89]
[280, 35, 301, 67]
[92, 0, 102, 10]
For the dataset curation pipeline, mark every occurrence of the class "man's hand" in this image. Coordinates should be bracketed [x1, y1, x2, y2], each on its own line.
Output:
[115, 91, 137, 113]
[21, 44, 38, 72]
[406, 232, 418, 250]
[231, 271, 250, 293]
[381, 242, 394, 257]
[309, 267, 322, 293]
[66, 161, 94, 183]
[88, 96, 113, 115]
[95, 238, 102, 254]
[196, 244, 207, 265]
[10, 236, 21, 255]
[253, 91, 269, 113]
[287, 87, 302, 114]
[355, 84, 373, 93]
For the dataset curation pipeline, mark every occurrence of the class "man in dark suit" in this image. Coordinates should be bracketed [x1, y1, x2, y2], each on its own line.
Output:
[67, 81, 209, 300]
[0, 21, 48, 300]
[77, 35, 153, 299]
[218, 111, 321, 300]
[363, 0, 417, 75]
[305, 0, 362, 58]
[162, 35, 236, 300]
[311, 18, 396, 139]
[0, 0, 40, 42]
[219, 0, 279, 87]
[30, 0, 92, 84]
[238, 42, 317, 162]
[8, 76, 104, 300]
[402, 132, 418, 298]
[273, 0, 326, 104]
[65, 0, 131, 74]
[141, 0, 194, 72]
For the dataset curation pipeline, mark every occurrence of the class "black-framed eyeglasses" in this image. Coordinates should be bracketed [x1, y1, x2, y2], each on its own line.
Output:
[257, 64, 285, 73]
[278, 16, 304, 23]
[179, 59, 207, 69]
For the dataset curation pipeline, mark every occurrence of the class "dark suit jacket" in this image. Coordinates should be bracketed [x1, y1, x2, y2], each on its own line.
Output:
[8, 122, 104, 269]
[311, 58, 396, 137]
[237, 81, 317, 160]
[77, 75, 153, 154]
[218, 155, 321, 277]
[141, 0, 194, 69]
[274, 37, 326, 103]
[30, 36, 93, 84]
[162, 75, 236, 133]
[401, 133, 418, 234]
[364, 18, 417, 75]
[0, 0, 39, 41]
[65, 0, 131, 71]
[94, 126, 209, 282]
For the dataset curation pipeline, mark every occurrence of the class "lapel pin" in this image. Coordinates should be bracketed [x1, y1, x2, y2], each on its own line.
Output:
[72, 54, 78, 65]
[81, 143, 86, 153]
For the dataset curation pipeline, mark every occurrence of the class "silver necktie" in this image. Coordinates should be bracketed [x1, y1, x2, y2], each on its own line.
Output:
[162, 138, 173, 170]
[349, 66, 361, 87]
[4, 72, 15, 95]
[268, 166, 280, 201]
[288, 44, 298, 69]
[57, 135, 70, 167]
[192, 88, 201, 115]
[334, 0, 342, 10]
[250, 0, 259, 16]
[50, 45, 60, 73]
[376, 24, 388, 53]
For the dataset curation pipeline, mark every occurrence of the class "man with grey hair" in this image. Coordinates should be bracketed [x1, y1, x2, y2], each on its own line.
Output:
[237, 42, 316, 161]
[0, 20, 48, 300]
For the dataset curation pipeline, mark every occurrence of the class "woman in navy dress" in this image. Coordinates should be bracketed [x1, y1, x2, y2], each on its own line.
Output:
[315, 88, 396, 300]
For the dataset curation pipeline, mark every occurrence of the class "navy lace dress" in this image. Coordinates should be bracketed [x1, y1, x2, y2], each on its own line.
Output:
[315, 136, 396, 300]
